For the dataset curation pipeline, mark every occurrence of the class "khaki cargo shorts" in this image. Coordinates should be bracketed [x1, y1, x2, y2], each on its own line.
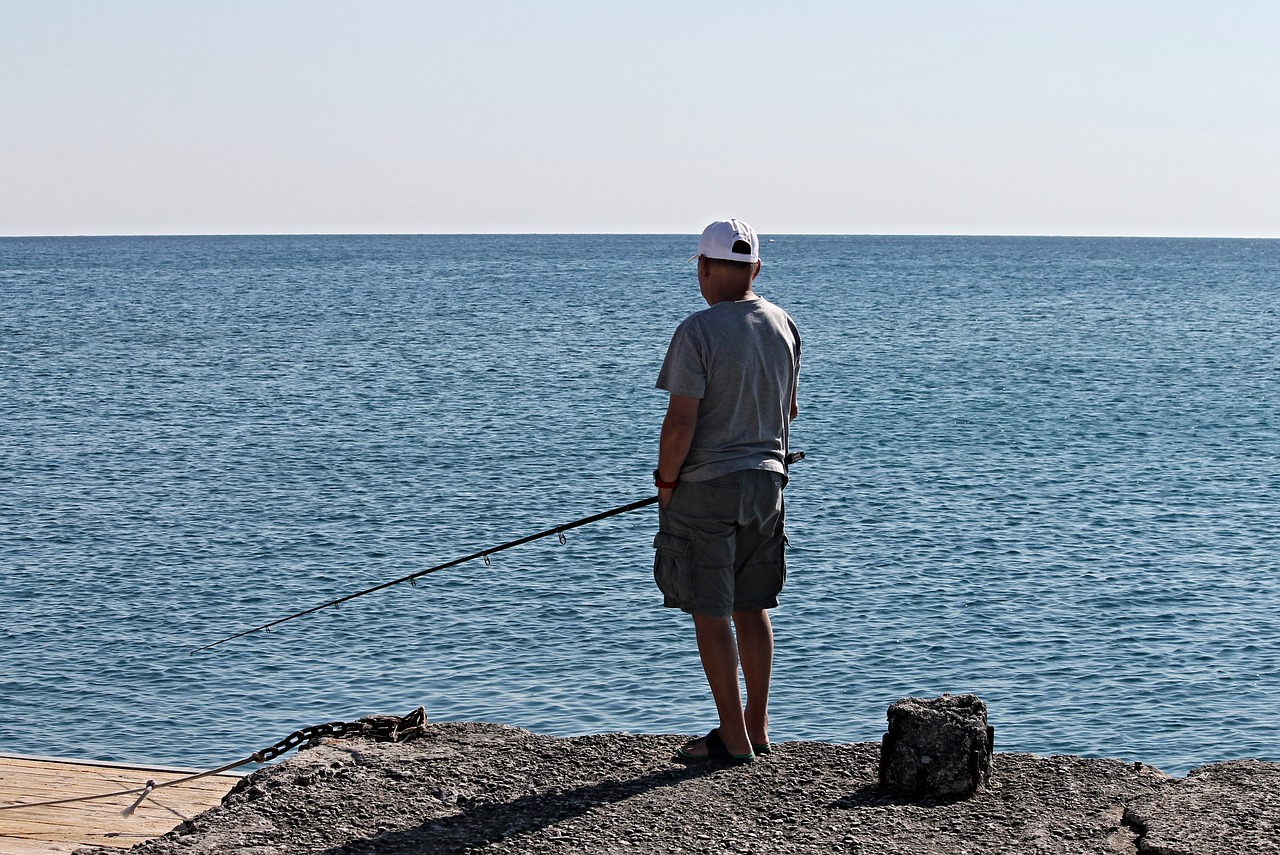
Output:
[653, 468, 788, 616]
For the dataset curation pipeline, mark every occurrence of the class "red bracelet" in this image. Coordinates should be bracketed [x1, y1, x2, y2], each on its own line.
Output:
[653, 469, 680, 490]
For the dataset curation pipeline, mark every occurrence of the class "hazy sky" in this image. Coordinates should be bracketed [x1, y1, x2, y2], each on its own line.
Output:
[3, 1, 1277, 236]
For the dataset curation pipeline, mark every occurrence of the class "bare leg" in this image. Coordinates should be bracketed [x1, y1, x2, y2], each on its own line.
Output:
[690, 614, 753, 757]
[733, 608, 773, 747]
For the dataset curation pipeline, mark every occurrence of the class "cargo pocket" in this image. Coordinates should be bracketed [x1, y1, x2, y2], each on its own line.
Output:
[778, 533, 790, 595]
[653, 530, 695, 609]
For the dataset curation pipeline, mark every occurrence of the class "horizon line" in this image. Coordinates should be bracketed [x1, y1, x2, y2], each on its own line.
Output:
[2, 230, 1276, 241]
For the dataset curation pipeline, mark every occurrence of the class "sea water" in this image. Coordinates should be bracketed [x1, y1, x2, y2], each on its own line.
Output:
[0, 234, 1276, 777]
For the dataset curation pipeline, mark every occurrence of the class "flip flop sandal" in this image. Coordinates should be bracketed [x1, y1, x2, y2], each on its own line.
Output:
[673, 728, 755, 765]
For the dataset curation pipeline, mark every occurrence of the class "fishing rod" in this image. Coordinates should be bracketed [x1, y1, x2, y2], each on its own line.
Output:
[191, 494, 659, 654]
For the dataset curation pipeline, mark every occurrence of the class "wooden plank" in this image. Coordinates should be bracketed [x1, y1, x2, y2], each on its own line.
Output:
[0, 754, 242, 853]
[0, 838, 78, 855]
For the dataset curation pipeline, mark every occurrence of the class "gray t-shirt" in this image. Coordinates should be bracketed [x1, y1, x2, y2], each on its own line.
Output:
[656, 295, 801, 482]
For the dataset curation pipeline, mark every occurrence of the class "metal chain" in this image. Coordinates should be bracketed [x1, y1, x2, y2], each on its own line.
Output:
[0, 706, 429, 814]
[250, 706, 428, 762]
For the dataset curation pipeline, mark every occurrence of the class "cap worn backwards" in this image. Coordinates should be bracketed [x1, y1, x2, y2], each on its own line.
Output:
[692, 218, 760, 264]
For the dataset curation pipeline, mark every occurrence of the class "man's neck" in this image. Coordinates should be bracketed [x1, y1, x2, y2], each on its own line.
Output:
[707, 287, 755, 305]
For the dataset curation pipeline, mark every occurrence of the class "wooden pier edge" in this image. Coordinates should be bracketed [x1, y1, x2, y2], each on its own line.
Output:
[0, 753, 243, 853]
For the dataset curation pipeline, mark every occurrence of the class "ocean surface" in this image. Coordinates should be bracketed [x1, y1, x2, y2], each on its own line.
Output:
[1, 234, 1276, 778]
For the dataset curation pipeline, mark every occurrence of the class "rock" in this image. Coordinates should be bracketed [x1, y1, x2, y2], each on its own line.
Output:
[1122, 759, 1280, 854]
[70, 721, 1276, 855]
[878, 693, 994, 797]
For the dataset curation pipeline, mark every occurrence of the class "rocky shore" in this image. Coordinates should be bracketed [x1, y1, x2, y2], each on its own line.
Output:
[78, 721, 1278, 854]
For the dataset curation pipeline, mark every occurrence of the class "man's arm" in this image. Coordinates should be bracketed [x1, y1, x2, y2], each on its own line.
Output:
[657, 393, 699, 509]
[790, 380, 799, 422]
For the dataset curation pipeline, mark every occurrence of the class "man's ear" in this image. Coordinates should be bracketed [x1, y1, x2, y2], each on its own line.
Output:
[750, 260, 762, 282]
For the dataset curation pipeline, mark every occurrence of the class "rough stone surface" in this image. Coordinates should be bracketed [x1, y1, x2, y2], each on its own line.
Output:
[1122, 760, 1280, 855]
[880, 693, 994, 797]
[72, 721, 1278, 855]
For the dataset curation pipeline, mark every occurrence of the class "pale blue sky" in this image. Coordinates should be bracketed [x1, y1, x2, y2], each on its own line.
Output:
[3, 1, 1277, 236]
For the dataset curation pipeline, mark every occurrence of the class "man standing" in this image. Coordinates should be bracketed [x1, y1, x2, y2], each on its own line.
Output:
[654, 219, 801, 763]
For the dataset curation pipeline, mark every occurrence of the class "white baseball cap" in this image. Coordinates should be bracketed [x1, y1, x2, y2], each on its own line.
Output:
[691, 218, 760, 264]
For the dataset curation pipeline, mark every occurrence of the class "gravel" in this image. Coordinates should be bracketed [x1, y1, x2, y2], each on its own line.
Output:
[76, 720, 1279, 854]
